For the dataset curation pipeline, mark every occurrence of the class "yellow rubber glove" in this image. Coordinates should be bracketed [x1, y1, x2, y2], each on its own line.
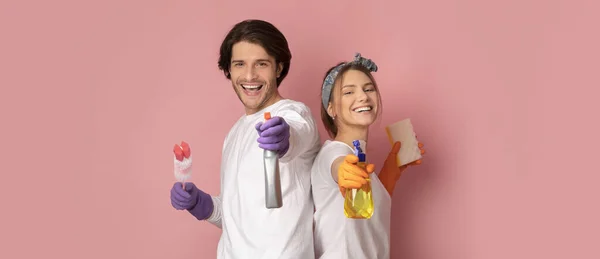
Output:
[337, 154, 375, 197]
[379, 141, 425, 196]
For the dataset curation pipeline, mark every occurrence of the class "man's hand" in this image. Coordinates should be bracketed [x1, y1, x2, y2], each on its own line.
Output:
[170, 182, 214, 221]
[255, 116, 290, 157]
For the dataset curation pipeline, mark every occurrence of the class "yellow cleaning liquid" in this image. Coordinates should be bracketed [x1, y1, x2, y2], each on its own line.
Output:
[344, 161, 374, 219]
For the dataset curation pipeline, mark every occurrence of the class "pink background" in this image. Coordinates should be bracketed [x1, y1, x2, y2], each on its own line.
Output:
[1, 0, 599, 258]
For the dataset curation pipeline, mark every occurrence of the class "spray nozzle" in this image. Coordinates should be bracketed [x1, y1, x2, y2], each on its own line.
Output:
[352, 140, 366, 162]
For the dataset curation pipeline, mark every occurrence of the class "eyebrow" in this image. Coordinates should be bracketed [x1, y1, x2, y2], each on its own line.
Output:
[231, 59, 273, 64]
[342, 82, 374, 89]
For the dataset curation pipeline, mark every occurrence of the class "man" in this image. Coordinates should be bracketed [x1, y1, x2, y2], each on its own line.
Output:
[169, 19, 321, 258]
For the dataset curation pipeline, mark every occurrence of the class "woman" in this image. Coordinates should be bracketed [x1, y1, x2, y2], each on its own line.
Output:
[311, 53, 425, 259]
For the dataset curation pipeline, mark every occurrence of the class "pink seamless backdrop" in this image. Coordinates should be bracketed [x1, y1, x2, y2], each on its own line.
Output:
[1, 0, 599, 258]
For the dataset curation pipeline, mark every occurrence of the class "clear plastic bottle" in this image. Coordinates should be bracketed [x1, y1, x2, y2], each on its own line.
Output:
[344, 140, 374, 219]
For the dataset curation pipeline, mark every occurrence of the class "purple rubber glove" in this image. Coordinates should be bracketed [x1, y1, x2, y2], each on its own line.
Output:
[255, 116, 290, 157]
[170, 182, 214, 221]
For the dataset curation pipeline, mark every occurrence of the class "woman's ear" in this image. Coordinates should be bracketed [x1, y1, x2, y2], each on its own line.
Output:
[327, 102, 335, 119]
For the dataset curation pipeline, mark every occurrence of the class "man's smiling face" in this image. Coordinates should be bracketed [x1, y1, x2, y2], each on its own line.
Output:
[229, 41, 282, 115]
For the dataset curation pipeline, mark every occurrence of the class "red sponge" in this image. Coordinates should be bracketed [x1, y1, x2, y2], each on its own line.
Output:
[180, 141, 191, 158]
[173, 144, 184, 161]
[173, 141, 191, 161]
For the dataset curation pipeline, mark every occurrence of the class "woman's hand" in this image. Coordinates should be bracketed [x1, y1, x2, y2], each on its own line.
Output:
[337, 154, 375, 197]
[379, 141, 425, 196]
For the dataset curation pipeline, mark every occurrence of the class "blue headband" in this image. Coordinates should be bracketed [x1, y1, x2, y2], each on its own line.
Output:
[321, 53, 378, 109]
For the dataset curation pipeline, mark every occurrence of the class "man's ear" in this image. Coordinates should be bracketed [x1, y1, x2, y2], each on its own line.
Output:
[276, 63, 283, 78]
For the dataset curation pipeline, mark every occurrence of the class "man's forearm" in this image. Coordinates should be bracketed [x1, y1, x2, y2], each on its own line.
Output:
[281, 121, 317, 162]
[205, 195, 222, 229]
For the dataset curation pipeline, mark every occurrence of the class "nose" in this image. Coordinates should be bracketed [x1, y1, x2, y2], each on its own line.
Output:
[243, 65, 258, 81]
[356, 89, 369, 102]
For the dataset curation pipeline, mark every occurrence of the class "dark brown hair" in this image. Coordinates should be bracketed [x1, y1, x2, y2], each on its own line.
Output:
[320, 63, 383, 138]
[217, 19, 292, 87]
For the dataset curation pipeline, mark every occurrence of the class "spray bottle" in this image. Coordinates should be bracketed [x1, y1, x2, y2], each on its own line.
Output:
[344, 140, 374, 219]
[263, 112, 283, 209]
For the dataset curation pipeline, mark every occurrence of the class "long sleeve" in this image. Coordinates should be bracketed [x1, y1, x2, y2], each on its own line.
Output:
[207, 126, 232, 229]
[278, 104, 320, 163]
[206, 194, 222, 228]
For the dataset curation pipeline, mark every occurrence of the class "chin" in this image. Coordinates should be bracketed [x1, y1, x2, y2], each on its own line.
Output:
[353, 116, 377, 125]
[241, 98, 263, 109]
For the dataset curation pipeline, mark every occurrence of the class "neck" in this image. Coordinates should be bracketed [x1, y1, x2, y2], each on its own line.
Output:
[245, 92, 283, 115]
[334, 125, 369, 148]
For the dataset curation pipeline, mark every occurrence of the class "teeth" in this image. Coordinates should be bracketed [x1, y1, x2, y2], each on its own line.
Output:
[353, 106, 372, 112]
[242, 84, 262, 89]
